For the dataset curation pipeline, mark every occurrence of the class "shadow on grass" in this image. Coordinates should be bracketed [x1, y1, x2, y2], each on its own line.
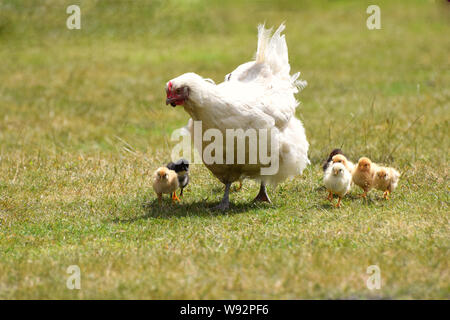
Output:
[111, 198, 273, 223]
[315, 202, 338, 210]
[109, 188, 388, 224]
[307, 191, 381, 211]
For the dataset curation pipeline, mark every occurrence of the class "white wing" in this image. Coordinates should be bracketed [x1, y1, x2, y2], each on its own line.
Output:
[221, 24, 307, 130]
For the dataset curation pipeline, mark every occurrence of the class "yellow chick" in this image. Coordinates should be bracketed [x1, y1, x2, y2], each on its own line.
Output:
[152, 167, 180, 205]
[352, 157, 378, 199]
[373, 166, 400, 200]
[332, 154, 355, 173]
[324, 162, 352, 208]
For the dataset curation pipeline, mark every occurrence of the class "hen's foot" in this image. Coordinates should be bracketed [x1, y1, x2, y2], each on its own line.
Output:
[253, 182, 271, 203]
[212, 182, 231, 211]
[212, 201, 230, 211]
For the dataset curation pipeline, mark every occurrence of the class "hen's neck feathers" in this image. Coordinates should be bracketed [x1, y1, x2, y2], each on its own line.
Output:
[179, 74, 219, 115]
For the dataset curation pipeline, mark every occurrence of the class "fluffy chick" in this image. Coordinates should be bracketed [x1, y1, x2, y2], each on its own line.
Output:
[324, 162, 352, 207]
[332, 154, 355, 173]
[373, 166, 400, 200]
[352, 157, 378, 199]
[322, 148, 345, 172]
[167, 158, 190, 197]
[152, 167, 180, 205]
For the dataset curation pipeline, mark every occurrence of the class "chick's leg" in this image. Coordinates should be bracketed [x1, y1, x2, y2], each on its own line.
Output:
[253, 182, 271, 203]
[157, 193, 162, 206]
[214, 182, 231, 211]
[172, 192, 180, 203]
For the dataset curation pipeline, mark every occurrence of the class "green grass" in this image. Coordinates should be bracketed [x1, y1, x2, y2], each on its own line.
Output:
[0, 0, 449, 299]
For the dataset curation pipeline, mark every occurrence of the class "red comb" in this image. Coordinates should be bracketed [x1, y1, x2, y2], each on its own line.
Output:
[167, 81, 173, 92]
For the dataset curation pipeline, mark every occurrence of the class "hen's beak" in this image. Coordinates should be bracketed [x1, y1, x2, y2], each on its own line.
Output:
[166, 98, 176, 107]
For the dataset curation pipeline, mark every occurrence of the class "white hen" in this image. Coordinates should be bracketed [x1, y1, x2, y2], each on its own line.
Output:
[166, 24, 309, 210]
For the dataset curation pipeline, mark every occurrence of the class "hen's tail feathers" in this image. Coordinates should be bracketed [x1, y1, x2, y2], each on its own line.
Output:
[256, 24, 273, 64]
[255, 23, 307, 92]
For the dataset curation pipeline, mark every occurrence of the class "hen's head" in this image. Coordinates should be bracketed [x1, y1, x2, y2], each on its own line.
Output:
[165, 80, 190, 107]
[165, 73, 207, 107]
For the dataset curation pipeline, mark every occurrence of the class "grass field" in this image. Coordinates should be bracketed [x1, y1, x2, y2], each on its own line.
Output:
[0, 0, 449, 299]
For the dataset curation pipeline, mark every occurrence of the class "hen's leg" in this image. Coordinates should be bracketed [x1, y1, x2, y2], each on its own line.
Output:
[214, 182, 231, 211]
[253, 182, 271, 203]
[327, 191, 333, 201]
